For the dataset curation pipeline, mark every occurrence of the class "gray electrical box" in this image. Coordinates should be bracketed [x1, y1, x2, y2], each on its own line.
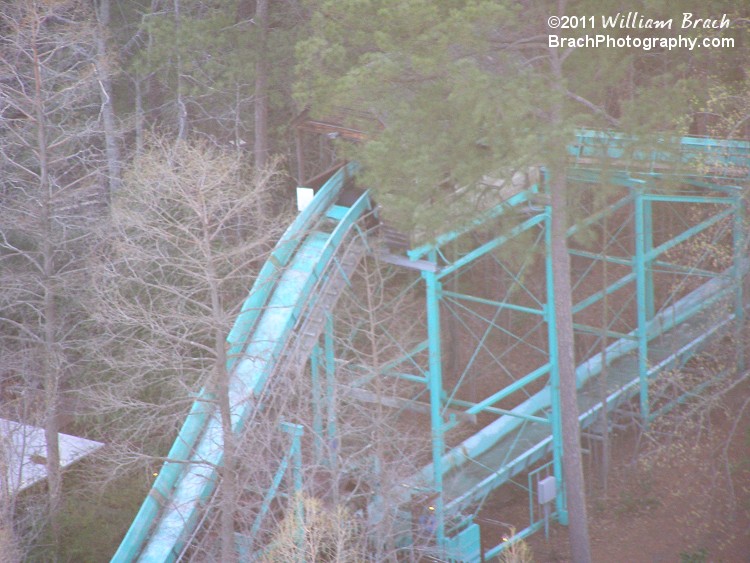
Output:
[538, 476, 556, 505]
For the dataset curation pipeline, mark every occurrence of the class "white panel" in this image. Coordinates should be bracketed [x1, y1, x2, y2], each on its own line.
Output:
[538, 475, 557, 505]
[296, 187, 315, 211]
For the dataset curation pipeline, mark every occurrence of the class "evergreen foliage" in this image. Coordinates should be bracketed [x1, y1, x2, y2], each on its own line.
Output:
[0, 0, 748, 558]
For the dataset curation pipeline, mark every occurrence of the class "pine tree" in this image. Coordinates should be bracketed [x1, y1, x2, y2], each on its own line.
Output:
[294, 0, 740, 559]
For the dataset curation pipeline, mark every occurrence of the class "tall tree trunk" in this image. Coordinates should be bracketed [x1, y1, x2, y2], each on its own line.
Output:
[549, 169, 591, 563]
[32, 26, 62, 539]
[216, 347, 237, 563]
[134, 75, 145, 154]
[549, 45, 592, 563]
[205, 238, 237, 563]
[253, 0, 269, 169]
[174, 0, 188, 140]
[42, 234, 62, 542]
[95, 0, 121, 199]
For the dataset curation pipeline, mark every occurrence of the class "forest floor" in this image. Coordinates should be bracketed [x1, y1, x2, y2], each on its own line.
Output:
[517, 374, 750, 563]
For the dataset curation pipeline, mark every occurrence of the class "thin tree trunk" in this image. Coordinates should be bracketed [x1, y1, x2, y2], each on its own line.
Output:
[233, 83, 244, 156]
[216, 344, 237, 563]
[32, 23, 62, 538]
[549, 44, 592, 562]
[174, 0, 187, 140]
[549, 169, 591, 563]
[135, 76, 145, 154]
[365, 266, 387, 560]
[253, 0, 269, 169]
[95, 0, 121, 198]
[42, 234, 61, 541]
[205, 234, 237, 563]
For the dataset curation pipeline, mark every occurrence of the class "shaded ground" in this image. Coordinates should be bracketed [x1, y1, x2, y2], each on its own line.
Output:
[520, 375, 750, 563]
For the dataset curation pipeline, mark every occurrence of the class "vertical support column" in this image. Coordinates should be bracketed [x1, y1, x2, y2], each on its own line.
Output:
[283, 422, 305, 562]
[733, 193, 746, 371]
[369, 455, 384, 531]
[643, 196, 655, 321]
[633, 184, 650, 424]
[423, 249, 445, 553]
[324, 314, 337, 468]
[310, 344, 323, 465]
[544, 205, 567, 525]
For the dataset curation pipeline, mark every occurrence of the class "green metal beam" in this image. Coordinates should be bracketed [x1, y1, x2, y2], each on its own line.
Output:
[566, 193, 634, 238]
[464, 363, 552, 416]
[572, 271, 635, 315]
[447, 398, 549, 422]
[436, 214, 546, 280]
[634, 186, 651, 422]
[440, 290, 545, 316]
[647, 206, 734, 261]
[643, 193, 735, 205]
[544, 203, 567, 525]
[424, 249, 446, 551]
[409, 188, 538, 260]
[568, 249, 632, 267]
[572, 323, 637, 341]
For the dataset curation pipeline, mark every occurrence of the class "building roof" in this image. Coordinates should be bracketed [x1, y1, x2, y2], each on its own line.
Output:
[292, 107, 384, 142]
[0, 418, 104, 494]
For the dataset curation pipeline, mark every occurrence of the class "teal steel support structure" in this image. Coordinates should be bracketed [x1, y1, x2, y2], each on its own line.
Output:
[424, 248, 446, 553]
[544, 201, 567, 526]
[407, 156, 746, 558]
[633, 182, 651, 423]
[324, 314, 337, 467]
[310, 345, 324, 465]
[245, 422, 304, 551]
[289, 423, 305, 563]
[643, 193, 655, 321]
[115, 132, 747, 562]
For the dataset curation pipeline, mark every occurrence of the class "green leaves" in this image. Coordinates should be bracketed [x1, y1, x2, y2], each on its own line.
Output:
[296, 0, 750, 242]
[297, 1, 544, 235]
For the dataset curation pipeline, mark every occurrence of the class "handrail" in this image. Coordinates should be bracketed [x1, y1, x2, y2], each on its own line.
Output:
[570, 129, 750, 176]
[112, 161, 364, 563]
[226, 161, 358, 371]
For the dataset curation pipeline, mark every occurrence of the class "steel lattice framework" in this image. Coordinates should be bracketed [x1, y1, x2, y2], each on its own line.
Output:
[113, 132, 749, 562]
